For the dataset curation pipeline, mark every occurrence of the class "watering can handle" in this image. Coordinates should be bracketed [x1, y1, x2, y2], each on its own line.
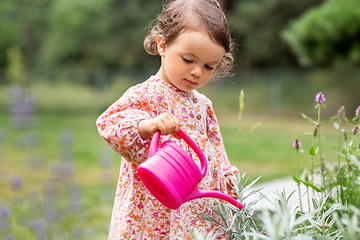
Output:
[148, 129, 208, 178]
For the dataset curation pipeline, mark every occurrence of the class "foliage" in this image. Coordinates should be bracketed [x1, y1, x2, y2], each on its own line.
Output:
[39, 0, 162, 70]
[283, 0, 360, 68]
[228, 0, 323, 69]
[198, 92, 360, 239]
[0, 0, 330, 72]
[0, 0, 162, 71]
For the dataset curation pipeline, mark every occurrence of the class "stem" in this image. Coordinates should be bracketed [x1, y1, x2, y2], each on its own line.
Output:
[307, 186, 310, 212]
[311, 137, 315, 182]
[317, 106, 322, 162]
[317, 106, 325, 198]
[337, 117, 341, 203]
[297, 150, 303, 211]
[344, 137, 348, 205]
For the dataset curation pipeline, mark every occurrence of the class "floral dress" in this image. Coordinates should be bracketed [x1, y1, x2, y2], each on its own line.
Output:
[96, 76, 239, 240]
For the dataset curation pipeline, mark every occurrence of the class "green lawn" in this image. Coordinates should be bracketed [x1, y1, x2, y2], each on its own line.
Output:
[0, 79, 355, 238]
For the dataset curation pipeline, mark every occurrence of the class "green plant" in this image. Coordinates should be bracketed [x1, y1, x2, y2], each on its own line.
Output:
[198, 91, 360, 239]
[197, 172, 262, 239]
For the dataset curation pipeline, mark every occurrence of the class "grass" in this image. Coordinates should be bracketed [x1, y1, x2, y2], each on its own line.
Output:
[0, 76, 358, 238]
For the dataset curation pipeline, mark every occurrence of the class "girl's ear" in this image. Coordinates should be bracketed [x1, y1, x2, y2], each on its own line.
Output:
[157, 35, 166, 57]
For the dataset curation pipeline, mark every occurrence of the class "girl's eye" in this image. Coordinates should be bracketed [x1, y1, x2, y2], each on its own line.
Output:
[205, 65, 214, 70]
[183, 57, 193, 63]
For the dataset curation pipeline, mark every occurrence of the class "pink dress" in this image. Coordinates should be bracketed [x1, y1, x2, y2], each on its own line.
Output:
[96, 76, 238, 240]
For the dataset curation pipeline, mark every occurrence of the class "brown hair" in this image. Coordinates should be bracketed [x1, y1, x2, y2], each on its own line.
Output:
[144, 0, 236, 78]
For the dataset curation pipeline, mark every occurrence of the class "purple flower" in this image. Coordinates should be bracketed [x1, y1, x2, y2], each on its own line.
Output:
[4, 234, 15, 240]
[315, 92, 326, 103]
[0, 206, 11, 219]
[293, 138, 301, 150]
[10, 175, 23, 191]
[352, 125, 359, 135]
[337, 106, 345, 117]
[356, 106, 360, 117]
[30, 220, 45, 240]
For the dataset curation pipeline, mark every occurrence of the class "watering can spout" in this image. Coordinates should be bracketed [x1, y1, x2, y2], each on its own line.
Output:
[185, 188, 244, 210]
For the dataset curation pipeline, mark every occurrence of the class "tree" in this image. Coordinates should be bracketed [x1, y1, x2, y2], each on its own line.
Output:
[282, 0, 360, 68]
[0, 0, 51, 69]
[38, 0, 162, 70]
[227, 0, 323, 69]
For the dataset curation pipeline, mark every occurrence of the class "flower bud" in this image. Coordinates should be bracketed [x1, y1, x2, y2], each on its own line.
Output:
[313, 126, 318, 137]
[337, 106, 345, 117]
[356, 106, 360, 117]
[352, 125, 359, 135]
[320, 161, 325, 172]
[344, 131, 348, 140]
[293, 138, 301, 150]
[315, 92, 326, 103]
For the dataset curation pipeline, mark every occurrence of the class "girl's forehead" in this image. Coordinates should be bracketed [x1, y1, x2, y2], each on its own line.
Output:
[173, 31, 223, 48]
[171, 31, 225, 61]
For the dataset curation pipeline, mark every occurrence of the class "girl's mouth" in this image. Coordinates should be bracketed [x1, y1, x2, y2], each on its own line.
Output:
[184, 79, 197, 86]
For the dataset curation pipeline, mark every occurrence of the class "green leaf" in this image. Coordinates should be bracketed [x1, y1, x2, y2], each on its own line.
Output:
[342, 148, 348, 155]
[348, 139, 354, 148]
[353, 116, 359, 121]
[348, 154, 360, 168]
[321, 120, 332, 126]
[342, 115, 349, 122]
[302, 180, 322, 192]
[309, 145, 316, 156]
[249, 122, 261, 133]
[299, 167, 307, 180]
[330, 116, 339, 121]
[293, 175, 301, 183]
[335, 152, 346, 158]
[301, 113, 317, 126]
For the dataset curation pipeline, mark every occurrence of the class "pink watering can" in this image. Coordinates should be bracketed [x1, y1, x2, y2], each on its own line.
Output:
[137, 129, 244, 210]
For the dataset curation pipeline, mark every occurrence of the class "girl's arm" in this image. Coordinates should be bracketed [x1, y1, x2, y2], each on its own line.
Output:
[96, 87, 156, 165]
[96, 86, 180, 165]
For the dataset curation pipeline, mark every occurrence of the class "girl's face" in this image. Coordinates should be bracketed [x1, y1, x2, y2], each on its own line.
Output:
[156, 31, 225, 93]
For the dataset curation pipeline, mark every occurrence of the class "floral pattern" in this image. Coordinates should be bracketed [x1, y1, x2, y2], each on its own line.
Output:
[96, 76, 239, 239]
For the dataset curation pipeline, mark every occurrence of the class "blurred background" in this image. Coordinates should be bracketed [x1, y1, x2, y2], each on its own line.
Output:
[0, 0, 359, 239]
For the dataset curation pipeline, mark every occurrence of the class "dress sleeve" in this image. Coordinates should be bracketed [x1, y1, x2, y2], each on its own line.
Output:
[205, 98, 239, 177]
[96, 86, 156, 165]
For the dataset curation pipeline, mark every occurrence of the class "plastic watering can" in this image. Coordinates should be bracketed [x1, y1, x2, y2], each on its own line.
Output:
[137, 129, 244, 210]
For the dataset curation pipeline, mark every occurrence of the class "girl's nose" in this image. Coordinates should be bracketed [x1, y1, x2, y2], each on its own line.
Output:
[190, 66, 202, 77]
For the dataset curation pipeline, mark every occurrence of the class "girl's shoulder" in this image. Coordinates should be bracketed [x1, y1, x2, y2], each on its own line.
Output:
[122, 76, 168, 99]
[193, 90, 213, 107]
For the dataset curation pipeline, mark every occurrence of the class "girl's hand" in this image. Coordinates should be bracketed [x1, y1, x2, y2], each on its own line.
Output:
[138, 112, 180, 140]
[226, 175, 238, 199]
